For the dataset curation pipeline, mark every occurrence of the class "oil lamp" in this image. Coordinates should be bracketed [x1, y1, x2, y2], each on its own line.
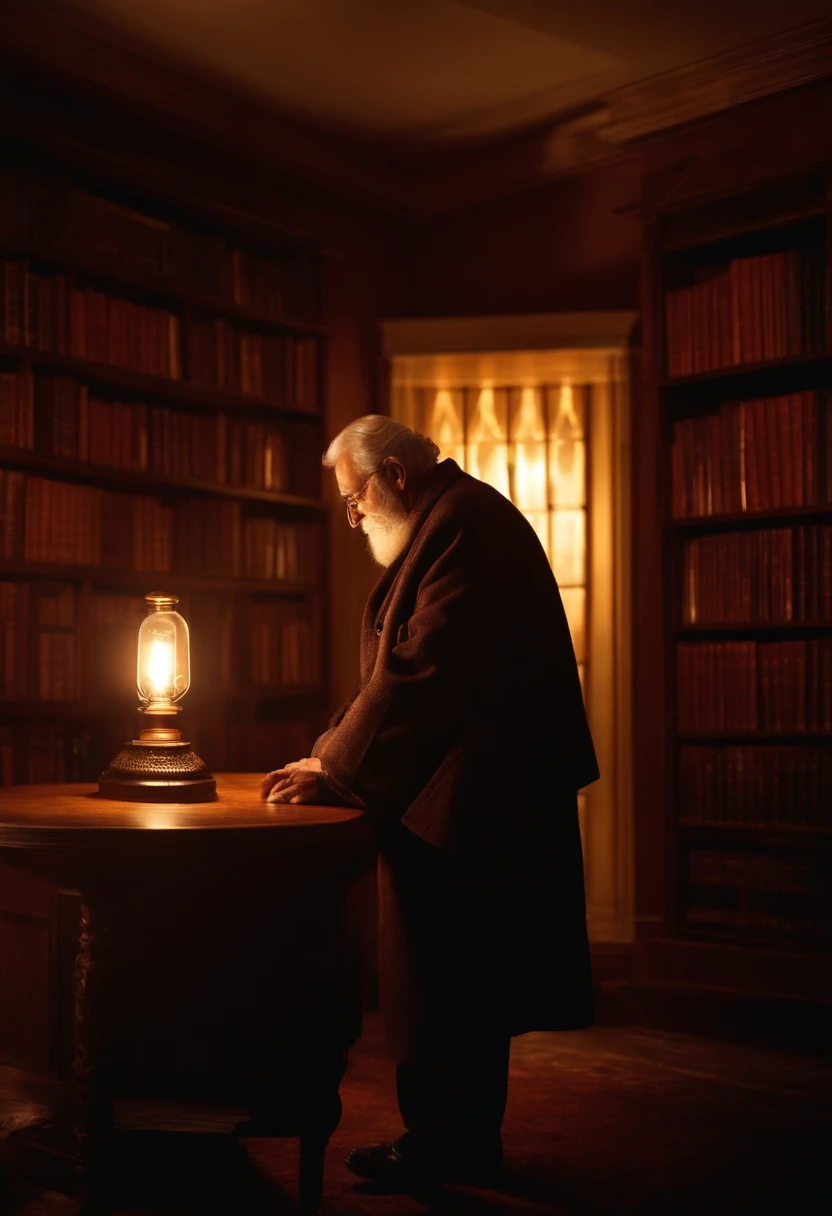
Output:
[98, 593, 217, 802]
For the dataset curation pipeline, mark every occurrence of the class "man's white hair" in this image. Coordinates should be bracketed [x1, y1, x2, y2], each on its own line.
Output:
[323, 415, 440, 478]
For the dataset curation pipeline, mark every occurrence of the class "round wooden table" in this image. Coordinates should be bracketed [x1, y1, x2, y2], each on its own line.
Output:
[0, 774, 376, 1214]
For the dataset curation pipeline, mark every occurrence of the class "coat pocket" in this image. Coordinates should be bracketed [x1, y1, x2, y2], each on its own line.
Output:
[401, 742, 464, 851]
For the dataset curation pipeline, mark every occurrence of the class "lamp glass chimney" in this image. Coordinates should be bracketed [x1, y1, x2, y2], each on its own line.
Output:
[136, 594, 190, 712]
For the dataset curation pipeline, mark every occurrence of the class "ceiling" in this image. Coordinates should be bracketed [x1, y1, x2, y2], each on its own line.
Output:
[67, 0, 832, 158]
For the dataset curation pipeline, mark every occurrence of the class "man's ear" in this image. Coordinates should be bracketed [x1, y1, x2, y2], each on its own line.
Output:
[384, 457, 407, 491]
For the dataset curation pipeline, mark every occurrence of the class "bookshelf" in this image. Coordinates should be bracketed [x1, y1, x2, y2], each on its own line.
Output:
[655, 172, 832, 955]
[0, 140, 330, 795]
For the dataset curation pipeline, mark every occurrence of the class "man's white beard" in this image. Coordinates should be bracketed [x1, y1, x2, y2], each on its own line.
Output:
[361, 505, 411, 567]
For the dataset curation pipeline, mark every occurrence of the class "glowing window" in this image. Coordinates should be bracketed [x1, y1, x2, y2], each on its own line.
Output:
[394, 377, 588, 693]
[385, 322, 634, 945]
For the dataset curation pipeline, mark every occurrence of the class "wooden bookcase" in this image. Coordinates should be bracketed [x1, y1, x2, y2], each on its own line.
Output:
[653, 169, 832, 958]
[0, 139, 332, 1071]
[0, 138, 331, 787]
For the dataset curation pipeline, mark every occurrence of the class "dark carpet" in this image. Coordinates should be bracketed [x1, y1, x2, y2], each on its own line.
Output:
[2, 1010, 831, 1214]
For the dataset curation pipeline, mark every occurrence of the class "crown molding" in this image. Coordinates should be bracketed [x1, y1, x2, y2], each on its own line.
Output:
[381, 312, 637, 396]
[381, 312, 638, 356]
[3, 1, 832, 217]
[603, 15, 832, 145]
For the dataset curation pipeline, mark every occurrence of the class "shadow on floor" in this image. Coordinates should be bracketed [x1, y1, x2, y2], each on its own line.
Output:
[2, 1013, 831, 1214]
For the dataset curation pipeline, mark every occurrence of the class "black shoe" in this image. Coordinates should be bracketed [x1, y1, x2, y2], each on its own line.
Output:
[345, 1135, 503, 1189]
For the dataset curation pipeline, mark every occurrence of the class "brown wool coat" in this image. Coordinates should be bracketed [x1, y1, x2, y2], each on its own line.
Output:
[314, 459, 598, 1062]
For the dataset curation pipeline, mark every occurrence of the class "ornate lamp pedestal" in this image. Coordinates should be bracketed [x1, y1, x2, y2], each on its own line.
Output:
[99, 717, 216, 803]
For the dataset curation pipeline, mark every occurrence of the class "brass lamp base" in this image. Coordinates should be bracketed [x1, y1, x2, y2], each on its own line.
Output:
[98, 733, 217, 803]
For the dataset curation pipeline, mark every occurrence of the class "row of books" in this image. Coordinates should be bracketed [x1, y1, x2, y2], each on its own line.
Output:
[0, 472, 324, 582]
[37, 630, 78, 701]
[0, 580, 26, 698]
[681, 525, 832, 623]
[18, 476, 173, 571]
[684, 848, 828, 939]
[2, 262, 182, 379]
[0, 260, 322, 409]
[0, 166, 321, 321]
[0, 722, 97, 786]
[172, 496, 239, 578]
[670, 391, 829, 519]
[86, 591, 146, 701]
[221, 718, 316, 776]
[187, 715, 317, 780]
[678, 745, 830, 827]
[242, 517, 324, 582]
[35, 583, 78, 700]
[676, 639, 832, 732]
[664, 246, 825, 377]
[0, 371, 321, 497]
[0, 714, 321, 787]
[185, 318, 319, 409]
[248, 599, 322, 687]
[0, 368, 34, 448]
[104, 493, 175, 573]
[0, 582, 78, 701]
[176, 497, 323, 583]
[0, 582, 324, 702]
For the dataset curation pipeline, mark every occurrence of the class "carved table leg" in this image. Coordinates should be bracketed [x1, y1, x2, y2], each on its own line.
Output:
[73, 894, 115, 1215]
[297, 1051, 347, 1215]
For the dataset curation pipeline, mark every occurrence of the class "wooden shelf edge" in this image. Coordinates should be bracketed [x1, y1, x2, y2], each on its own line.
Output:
[660, 204, 827, 254]
[659, 348, 832, 390]
[679, 821, 832, 839]
[667, 503, 832, 530]
[0, 446, 325, 511]
[226, 685, 326, 701]
[0, 700, 140, 719]
[674, 621, 832, 635]
[1, 235, 330, 338]
[675, 731, 832, 742]
[677, 926, 832, 953]
[0, 689, 327, 717]
[633, 936, 832, 1009]
[0, 343, 324, 422]
[0, 563, 320, 595]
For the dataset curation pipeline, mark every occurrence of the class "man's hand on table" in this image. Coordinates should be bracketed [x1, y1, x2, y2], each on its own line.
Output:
[261, 757, 331, 805]
[261, 757, 364, 809]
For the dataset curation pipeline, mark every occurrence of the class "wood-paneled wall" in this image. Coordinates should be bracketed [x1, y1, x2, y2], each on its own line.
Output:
[387, 158, 642, 318]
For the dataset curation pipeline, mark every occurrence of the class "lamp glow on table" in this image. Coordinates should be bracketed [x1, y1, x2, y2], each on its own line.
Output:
[98, 593, 217, 802]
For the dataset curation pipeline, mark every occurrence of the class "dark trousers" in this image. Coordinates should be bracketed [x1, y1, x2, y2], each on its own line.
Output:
[396, 1028, 511, 1148]
[377, 822, 513, 1149]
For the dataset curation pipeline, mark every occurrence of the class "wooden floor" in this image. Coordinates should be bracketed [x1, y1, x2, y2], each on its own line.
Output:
[2, 1010, 831, 1214]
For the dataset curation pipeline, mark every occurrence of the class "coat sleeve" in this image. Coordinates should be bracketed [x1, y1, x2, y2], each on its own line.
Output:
[315, 528, 479, 818]
[310, 685, 361, 756]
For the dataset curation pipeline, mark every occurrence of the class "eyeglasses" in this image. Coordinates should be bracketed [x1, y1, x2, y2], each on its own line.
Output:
[343, 468, 381, 528]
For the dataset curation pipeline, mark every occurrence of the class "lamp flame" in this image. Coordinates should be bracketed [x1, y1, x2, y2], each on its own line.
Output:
[147, 636, 174, 698]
